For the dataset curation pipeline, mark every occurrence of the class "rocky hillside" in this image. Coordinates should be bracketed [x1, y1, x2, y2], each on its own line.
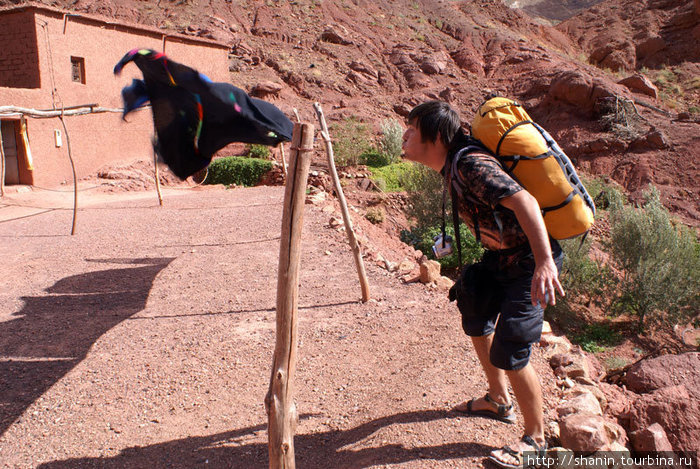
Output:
[504, 0, 606, 23]
[5, 0, 699, 225]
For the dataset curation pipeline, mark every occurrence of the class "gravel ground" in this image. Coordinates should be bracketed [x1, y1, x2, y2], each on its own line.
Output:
[0, 184, 561, 468]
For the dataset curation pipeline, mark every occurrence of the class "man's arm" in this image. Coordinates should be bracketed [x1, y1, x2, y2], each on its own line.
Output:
[500, 190, 565, 306]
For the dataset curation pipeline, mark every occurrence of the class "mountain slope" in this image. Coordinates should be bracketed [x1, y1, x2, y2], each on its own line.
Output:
[3, 0, 699, 224]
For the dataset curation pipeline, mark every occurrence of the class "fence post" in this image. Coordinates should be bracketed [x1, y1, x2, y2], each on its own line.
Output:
[313, 103, 370, 302]
[265, 122, 314, 469]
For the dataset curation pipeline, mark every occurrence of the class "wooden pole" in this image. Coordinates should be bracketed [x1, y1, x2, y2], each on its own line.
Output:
[279, 142, 288, 179]
[57, 114, 78, 235]
[266, 122, 314, 469]
[153, 149, 163, 206]
[313, 102, 371, 302]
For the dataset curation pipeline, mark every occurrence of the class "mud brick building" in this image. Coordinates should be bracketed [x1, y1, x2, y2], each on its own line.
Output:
[0, 3, 229, 187]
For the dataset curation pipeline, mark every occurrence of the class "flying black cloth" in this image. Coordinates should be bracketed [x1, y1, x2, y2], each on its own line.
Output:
[114, 49, 294, 179]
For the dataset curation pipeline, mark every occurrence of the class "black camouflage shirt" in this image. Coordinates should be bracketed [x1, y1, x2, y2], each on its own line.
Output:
[452, 151, 529, 251]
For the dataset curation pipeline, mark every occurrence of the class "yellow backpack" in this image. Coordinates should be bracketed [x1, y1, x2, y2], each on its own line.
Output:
[471, 97, 595, 240]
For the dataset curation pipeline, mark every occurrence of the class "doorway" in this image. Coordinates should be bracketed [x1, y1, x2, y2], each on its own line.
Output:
[1, 119, 32, 186]
[1, 120, 20, 185]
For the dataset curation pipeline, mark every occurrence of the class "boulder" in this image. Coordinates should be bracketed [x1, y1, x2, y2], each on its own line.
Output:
[625, 384, 700, 452]
[630, 422, 673, 452]
[636, 36, 666, 62]
[398, 260, 417, 273]
[550, 347, 591, 380]
[420, 52, 448, 75]
[568, 384, 608, 412]
[618, 74, 658, 99]
[540, 334, 572, 350]
[556, 392, 603, 419]
[559, 413, 624, 453]
[419, 260, 441, 284]
[549, 70, 629, 113]
[320, 25, 353, 45]
[542, 321, 553, 336]
[625, 352, 700, 396]
[435, 275, 455, 291]
[550, 353, 574, 369]
[250, 81, 283, 98]
[348, 61, 378, 79]
[589, 39, 636, 71]
[329, 216, 343, 228]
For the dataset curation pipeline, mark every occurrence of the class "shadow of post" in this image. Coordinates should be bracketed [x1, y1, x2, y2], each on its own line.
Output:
[37, 410, 492, 468]
[0, 257, 174, 436]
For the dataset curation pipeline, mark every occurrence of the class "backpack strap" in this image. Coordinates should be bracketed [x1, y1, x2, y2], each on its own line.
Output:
[443, 139, 492, 266]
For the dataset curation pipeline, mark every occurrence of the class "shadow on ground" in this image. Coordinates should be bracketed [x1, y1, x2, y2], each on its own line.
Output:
[38, 409, 492, 468]
[0, 257, 174, 436]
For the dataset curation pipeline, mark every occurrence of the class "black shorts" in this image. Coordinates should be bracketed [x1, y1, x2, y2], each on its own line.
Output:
[453, 241, 564, 371]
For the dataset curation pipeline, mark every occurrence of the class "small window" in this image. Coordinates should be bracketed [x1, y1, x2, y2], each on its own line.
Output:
[70, 56, 85, 84]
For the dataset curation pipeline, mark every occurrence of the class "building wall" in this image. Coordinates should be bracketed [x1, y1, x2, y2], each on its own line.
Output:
[0, 7, 230, 187]
[0, 10, 40, 89]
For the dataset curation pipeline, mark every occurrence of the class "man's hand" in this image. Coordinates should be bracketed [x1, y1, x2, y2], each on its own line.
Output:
[531, 257, 565, 306]
[500, 190, 566, 306]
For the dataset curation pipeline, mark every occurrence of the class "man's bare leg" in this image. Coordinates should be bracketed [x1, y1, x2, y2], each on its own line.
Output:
[466, 334, 511, 410]
[490, 363, 545, 465]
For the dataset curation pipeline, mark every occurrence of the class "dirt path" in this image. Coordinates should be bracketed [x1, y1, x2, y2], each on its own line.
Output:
[0, 185, 561, 468]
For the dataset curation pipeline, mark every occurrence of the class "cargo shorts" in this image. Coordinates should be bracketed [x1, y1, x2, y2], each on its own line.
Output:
[450, 241, 564, 370]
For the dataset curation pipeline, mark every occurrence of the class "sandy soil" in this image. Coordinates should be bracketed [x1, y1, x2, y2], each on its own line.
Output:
[0, 183, 566, 469]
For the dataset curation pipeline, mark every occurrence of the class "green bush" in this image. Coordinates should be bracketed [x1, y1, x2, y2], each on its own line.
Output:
[365, 207, 385, 224]
[607, 186, 700, 331]
[573, 323, 621, 353]
[401, 223, 483, 271]
[205, 157, 273, 187]
[400, 163, 445, 229]
[556, 238, 614, 306]
[378, 118, 404, 164]
[330, 117, 373, 167]
[246, 144, 271, 159]
[368, 162, 415, 192]
[360, 149, 393, 168]
[581, 176, 626, 211]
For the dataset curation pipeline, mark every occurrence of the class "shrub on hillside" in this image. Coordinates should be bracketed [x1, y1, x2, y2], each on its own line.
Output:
[400, 163, 444, 229]
[365, 207, 385, 225]
[400, 223, 483, 270]
[330, 117, 372, 167]
[378, 118, 404, 163]
[246, 144, 271, 159]
[368, 162, 415, 192]
[205, 157, 273, 187]
[607, 186, 700, 331]
[360, 149, 393, 168]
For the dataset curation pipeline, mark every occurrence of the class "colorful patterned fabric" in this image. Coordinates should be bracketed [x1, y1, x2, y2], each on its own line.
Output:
[454, 151, 528, 251]
[114, 49, 293, 179]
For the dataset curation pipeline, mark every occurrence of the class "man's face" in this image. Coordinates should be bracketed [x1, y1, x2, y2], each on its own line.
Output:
[401, 120, 429, 163]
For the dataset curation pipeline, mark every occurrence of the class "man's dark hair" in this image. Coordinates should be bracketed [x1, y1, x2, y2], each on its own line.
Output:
[407, 101, 461, 148]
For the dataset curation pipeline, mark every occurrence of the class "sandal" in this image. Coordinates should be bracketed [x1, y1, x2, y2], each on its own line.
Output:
[487, 435, 548, 469]
[453, 393, 516, 424]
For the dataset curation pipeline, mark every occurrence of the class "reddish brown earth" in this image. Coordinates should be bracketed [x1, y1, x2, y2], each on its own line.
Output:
[1, 0, 699, 467]
[2, 0, 697, 224]
[2, 183, 568, 469]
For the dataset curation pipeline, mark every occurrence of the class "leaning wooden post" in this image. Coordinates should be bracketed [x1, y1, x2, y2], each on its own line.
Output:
[57, 113, 78, 236]
[153, 149, 163, 206]
[278, 142, 288, 179]
[266, 122, 314, 469]
[313, 102, 370, 302]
